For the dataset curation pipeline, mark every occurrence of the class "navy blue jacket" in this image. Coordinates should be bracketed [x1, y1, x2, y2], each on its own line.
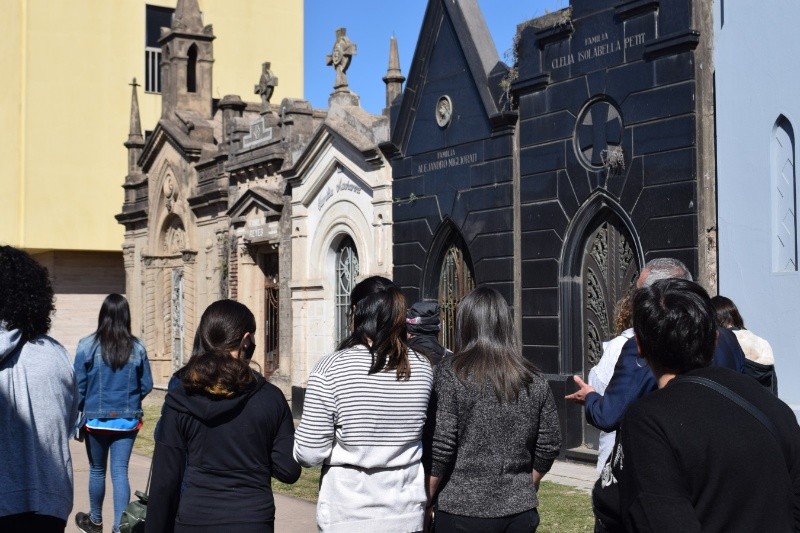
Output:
[584, 327, 746, 432]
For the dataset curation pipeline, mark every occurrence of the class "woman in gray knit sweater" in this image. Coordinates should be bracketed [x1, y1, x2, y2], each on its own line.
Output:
[426, 287, 561, 532]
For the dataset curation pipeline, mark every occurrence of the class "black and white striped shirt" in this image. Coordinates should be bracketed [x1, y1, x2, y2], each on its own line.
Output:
[294, 344, 433, 469]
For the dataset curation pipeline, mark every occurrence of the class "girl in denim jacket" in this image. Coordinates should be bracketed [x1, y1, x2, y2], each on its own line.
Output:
[74, 294, 153, 533]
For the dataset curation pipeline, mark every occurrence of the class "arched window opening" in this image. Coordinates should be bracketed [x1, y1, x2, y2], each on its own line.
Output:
[772, 116, 797, 272]
[335, 236, 359, 346]
[438, 244, 474, 352]
[186, 44, 197, 93]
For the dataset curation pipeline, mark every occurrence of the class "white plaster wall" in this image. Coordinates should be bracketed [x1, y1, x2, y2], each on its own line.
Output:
[714, 0, 800, 415]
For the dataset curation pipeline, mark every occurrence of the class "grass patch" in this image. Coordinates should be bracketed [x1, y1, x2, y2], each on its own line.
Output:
[133, 403, 162, 457]
[272, 467, 321, 501]
[537, 480, 594, 532]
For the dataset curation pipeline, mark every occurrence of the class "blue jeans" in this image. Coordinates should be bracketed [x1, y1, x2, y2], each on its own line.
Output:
[84, 431, 138, 532]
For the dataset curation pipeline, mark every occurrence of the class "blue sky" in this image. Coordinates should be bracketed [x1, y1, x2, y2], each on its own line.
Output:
[304, 0, 566, 115]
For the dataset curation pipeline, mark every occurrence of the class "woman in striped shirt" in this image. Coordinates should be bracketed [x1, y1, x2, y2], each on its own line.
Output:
[294, 276, 433, 533]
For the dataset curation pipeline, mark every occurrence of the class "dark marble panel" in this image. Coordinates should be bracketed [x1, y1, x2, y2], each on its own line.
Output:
[521, 229, 564, 261]
[471, 232, 514, 262]
[476, 256, 513, 283]
[606, 60, 655, 105]
[521, 200, 569, 235]
[529, 346, 560, 374]
[521, 258, 560, 289]
[520, 171, 558, 202]
[631, 183, 695, 231]
[547, 77, 591, 114]
[481, 281, 514, 306]
[469, 158, 513, 188]
[393, 241, 429, 268]
[642, 147, 695, 186]
[484, 135, 514, 161]
[622, 81, 695, 125]
[587, 69, 608, 97]
[393, 175, 424, 200]
[558, 170, 582, 219]
[654, 52, 694, 86]
[621, 11, 656, 63]
[522, 287, 559, 316]
[462, 207, 514, 244]
[571, 0, 616, 18]
[393, 195, 440, 224]
[618, 158, 644, 213]
[522, 316, 559, 347]
[520, 110, 577, 146]
[564, 148, 592, 204]
[632, 114, 695, 156]
[395, 264, 423, 294]
[656, 0, 692, 36]
[450, 185, 513, 230]
[520, 141, 566, 177]
[639, 214, 697, 250]
[519, 91, 549, 122]
[392, 218, 433, 245]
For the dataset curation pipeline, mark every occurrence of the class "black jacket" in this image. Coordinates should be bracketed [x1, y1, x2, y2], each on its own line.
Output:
[598, 366, 800, 532]
[146, 372, 301, 531]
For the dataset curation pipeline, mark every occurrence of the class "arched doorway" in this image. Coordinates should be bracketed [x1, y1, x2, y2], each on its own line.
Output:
[560, 196, 642, 453]
[334, 236, 359, 347]
[438, 243, 475, 351]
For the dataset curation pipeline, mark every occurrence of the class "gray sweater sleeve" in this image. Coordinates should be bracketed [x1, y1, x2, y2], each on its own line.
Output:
[430, 364, 459, 477]
[532, 381, 561, 474]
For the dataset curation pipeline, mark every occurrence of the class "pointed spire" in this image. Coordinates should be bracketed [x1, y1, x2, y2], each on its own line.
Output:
[383, 35, 405, 115]
[172, 0, 204, 33]
[125, 78, 144, 180]
[128, 78, 143, 140]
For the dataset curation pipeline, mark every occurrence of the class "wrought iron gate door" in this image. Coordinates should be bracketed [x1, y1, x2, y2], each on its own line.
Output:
[171, 268, 185, 372]
[438, 244, 474, 352]
[580, 218, 639, 449]
[261, 252, 279, 376]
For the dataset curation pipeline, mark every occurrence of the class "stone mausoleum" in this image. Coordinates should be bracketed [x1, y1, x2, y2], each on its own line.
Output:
[117, 0, 398, 399]
[384, 0, 719, 458]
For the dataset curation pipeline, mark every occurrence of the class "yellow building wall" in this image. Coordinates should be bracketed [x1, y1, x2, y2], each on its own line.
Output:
[0, 0, 24, 246]
[2, 0, 303, 252]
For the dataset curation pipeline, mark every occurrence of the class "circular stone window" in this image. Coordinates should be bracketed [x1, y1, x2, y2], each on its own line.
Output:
[574, 98, 624, 170]
[435, 95, 453, 128]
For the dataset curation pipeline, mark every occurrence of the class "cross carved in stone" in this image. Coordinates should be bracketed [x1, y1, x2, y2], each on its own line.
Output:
[254, 62, 278, 114]
[326, 28, 357, 93]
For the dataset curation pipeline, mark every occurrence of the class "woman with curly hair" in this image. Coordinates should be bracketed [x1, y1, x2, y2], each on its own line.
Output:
[147, 299, 300, 533]
[0, 246, 78, 532]
[73, 294, 153, 533]
[294, 276, 434, 532]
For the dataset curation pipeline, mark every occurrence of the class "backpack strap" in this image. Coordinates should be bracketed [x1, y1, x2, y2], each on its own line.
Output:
[678, 375, 786, 463]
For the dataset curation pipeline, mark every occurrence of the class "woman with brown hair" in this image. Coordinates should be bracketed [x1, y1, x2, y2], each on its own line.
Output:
[147, 300, 300, 533]
[294, 275, 434, 532]
[426, 286, 561, 532]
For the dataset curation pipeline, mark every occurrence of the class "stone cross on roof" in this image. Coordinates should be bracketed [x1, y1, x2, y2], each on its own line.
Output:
[326, 27, 357, 93]
[254, 62, 278, 114]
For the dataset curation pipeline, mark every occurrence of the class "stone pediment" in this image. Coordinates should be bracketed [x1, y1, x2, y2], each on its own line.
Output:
[386, 0, 516, 157]
[227, 186, 284, 221]
[140, 117, 217, 171]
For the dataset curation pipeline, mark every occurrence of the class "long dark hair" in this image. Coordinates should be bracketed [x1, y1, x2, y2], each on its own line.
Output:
[181, 299, 256, 396]
[452, 286, 537, 403]
[96, 294, 135, 371]
[711, 295, 745, 329]
[337, 276, 411, 380]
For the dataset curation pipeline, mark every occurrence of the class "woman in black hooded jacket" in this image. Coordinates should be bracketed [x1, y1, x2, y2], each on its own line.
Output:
[146, 300, 300, 533]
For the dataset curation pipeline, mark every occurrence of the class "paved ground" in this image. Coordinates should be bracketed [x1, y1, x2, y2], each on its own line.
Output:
[70, 438, 596, 532]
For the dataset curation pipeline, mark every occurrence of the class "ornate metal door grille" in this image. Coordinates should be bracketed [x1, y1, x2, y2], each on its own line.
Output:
[439, 244, 475, 352]
[171, 268, 184, 372]
[335, 237, 359, 347]
[580, 219, 638, 448]
[261, 253, 279, 376]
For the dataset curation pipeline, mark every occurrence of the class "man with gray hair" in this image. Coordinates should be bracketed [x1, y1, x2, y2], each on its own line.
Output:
[566, 257, 746, 433]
